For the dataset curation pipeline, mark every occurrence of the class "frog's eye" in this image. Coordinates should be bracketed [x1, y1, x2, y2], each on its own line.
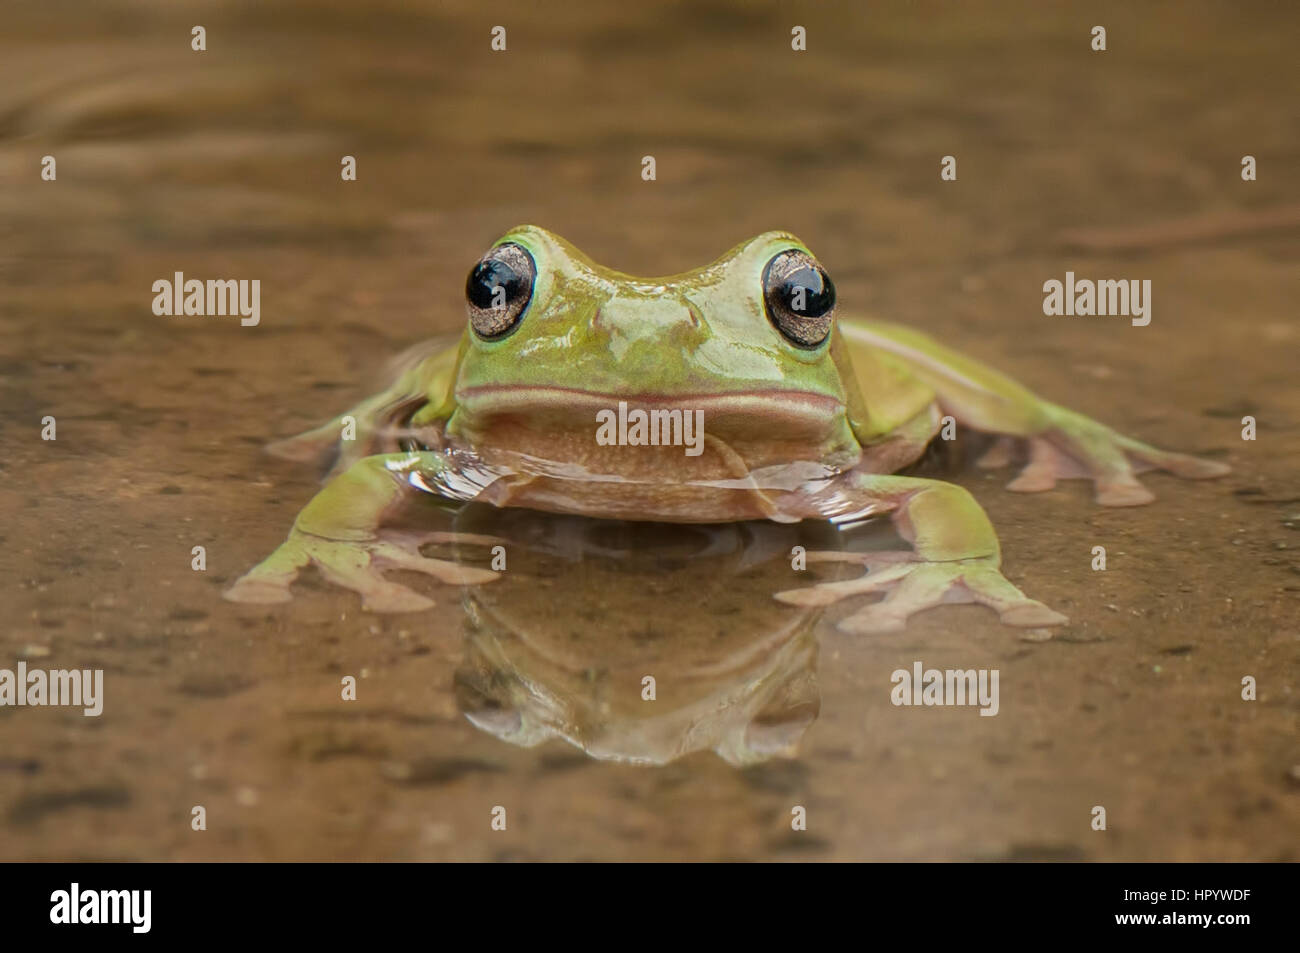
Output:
[762, 249, 836, 348]
[466, 242, 536, 340]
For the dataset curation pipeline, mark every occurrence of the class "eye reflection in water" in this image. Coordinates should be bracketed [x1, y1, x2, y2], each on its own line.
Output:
[436, 506, 867, 767]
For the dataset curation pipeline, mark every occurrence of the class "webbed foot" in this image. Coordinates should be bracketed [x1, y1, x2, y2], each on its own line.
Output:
[775, 552, 1067, 635]
[224, 529, 502, 612]
[978, 406, 1229, 506]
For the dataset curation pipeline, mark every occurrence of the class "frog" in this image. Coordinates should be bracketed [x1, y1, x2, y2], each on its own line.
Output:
[224, 225, 1229, 634]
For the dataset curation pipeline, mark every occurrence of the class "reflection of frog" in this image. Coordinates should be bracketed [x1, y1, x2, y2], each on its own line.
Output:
[448, 509, 827, 766]
[226, 226, 1228, 633]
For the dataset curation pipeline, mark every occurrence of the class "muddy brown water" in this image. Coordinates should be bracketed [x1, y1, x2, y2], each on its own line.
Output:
[1, 0, 1296, 861]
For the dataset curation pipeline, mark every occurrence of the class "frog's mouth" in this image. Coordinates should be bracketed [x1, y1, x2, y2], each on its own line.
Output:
[454, 384, 843, 427]
[447, 385, 858, 494]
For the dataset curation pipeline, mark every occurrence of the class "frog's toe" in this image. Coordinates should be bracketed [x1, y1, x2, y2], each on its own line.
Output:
[958, 563, 1067, 624]
[998, 602, 1069, 627]
[225, 528, 501, 613]
[835, 565, 953, 635]
[975, 436, 1017, 470]
[775, 563, 912, 608]
[357, 583, 436, 613]
[1006, 468, 1058, 493]
[774, 586, 841, 608]
[778, 555, 1068, 634]
[223, 576, 294, 605]
[384, 529, 507, 549]
[314, 536, 500, 611]
[223, 539, 310, 604]
[1089, 444, 1229, 504]
[1094, 476, 1156, 507]
[1173, 456, 1231, 480]
[313, 552, 439, 613]
[378, 530, 505, 583]
[829, 560, 1069, 635]
[1118, 441, 1232, 481]
[371, 540, 500, 586]
[1004, 438, 1068, 493]
[1038, 408, 1232, 504]
[1007, 430, 1185, 506]
[836, 606, 910, 635]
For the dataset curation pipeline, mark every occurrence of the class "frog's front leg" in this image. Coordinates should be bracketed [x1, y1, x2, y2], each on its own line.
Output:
[224, 452, 501, 612]
[775, 474, 1067, 635]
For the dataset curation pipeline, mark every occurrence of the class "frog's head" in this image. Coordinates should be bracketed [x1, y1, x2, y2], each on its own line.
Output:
[447, 225, 860, 473]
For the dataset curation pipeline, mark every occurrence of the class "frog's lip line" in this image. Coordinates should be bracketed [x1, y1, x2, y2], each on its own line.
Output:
[455, 385, 844, 415]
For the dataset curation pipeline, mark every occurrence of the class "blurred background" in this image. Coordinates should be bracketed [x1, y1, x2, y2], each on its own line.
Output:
[0, 0, 1296, 860]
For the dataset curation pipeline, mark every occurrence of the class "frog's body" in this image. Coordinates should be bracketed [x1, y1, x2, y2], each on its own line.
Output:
[226, 226, 1228, 633]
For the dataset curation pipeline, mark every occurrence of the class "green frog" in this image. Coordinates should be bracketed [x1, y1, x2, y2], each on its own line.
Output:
[224, 225, 1228, 633]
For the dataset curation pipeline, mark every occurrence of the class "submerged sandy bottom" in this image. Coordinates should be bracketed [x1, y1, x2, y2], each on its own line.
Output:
[0, 0, 1296, 860]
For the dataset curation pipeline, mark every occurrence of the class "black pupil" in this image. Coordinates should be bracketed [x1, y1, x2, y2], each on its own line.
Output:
[779, 265, 833, 317]
[467, 258, 524, 310]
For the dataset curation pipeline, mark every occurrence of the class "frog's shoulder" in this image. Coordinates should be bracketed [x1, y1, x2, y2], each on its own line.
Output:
[833, 317, 939, 444]
[267, 332, 466, 476]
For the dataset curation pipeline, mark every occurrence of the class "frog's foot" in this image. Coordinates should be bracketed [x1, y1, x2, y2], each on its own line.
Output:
[223, 528, 502, 612]
[775, 554, 1067, 635]
[978, 409, 1230, 507]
